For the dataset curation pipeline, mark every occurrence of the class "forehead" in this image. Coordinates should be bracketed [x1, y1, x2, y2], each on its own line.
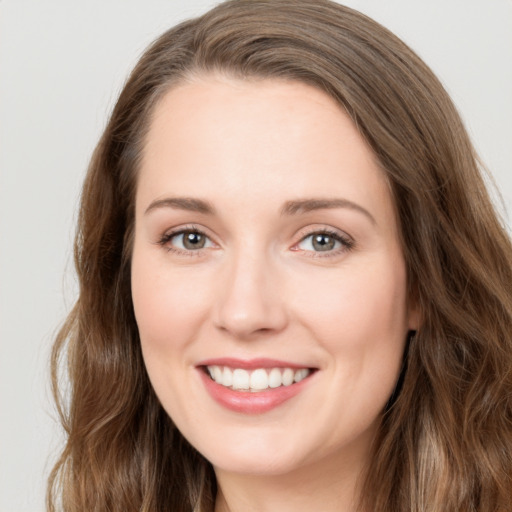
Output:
[137, 76, 394, 224]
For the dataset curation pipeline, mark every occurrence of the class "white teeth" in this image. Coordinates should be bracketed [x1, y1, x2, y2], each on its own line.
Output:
[222, 366, 233, 387]
[282, 368, 294, 386]
[268, 368, 282, 388]
[232, 369, 250, 390]
[250, 368, 268, 390]
[294, 368, 309, 383]
[206, 365, 311, 391]
[213, 365, 223, 383]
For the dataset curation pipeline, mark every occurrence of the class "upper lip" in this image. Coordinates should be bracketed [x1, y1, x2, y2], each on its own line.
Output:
[196, 357, 316, 370]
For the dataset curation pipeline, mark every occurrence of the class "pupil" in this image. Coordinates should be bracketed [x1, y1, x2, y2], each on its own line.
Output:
[312, 234, 335, 251]
[183, 232, 205, 249]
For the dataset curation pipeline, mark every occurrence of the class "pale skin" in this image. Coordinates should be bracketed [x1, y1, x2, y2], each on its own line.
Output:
[131, 76, 419, 512]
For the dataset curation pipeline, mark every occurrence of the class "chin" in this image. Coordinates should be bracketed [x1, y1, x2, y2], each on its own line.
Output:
[185, 427, 308, 477]
[210, 450, 306, 477]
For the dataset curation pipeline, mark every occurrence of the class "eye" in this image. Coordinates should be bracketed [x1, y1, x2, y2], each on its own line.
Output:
[296, 230, 353, 253]
[159, 228, 214, 252]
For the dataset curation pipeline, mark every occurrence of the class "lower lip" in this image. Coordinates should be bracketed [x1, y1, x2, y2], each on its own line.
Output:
[198, 369, 313, 414]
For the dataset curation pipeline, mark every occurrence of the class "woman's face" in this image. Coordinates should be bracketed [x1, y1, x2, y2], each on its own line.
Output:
[131, 77, 418, 477]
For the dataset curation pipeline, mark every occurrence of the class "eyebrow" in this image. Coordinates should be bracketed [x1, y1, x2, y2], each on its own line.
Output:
[144, 197, 215, 215]
[144, 196, 375, 224]
[280, 198, 376, 224]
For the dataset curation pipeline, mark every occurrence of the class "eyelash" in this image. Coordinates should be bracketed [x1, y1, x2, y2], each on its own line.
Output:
[157, 225, 355, 258]
[294, 229, 355, 258]
[157, 225, 211, 256]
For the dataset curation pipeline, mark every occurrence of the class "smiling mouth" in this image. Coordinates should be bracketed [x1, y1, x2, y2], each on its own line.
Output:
[203, 365, 314, 392]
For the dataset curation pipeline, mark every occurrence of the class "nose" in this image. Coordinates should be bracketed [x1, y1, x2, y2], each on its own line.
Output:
[213, 250, 288, 340]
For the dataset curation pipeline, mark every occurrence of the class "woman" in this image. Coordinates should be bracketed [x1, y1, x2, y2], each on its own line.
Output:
[47, 1, 512, 511]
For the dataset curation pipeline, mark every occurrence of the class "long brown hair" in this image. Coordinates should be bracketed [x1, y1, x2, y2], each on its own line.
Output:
[47, 1, 512, 510]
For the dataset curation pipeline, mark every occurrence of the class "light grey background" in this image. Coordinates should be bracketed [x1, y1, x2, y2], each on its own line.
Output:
[1, 1, 511, 511]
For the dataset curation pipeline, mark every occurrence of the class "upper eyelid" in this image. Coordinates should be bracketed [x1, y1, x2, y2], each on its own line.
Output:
[294, 224, 353, 242]
[162, 224, 211, 238]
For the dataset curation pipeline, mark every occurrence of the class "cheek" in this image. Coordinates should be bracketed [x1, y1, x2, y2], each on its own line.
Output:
[289, 254, 410, 420]
[131, 249, 211, 354]
[292, 259, 409, 348]
[293, 258, 409, 433]
[130, 248, 214, 425]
